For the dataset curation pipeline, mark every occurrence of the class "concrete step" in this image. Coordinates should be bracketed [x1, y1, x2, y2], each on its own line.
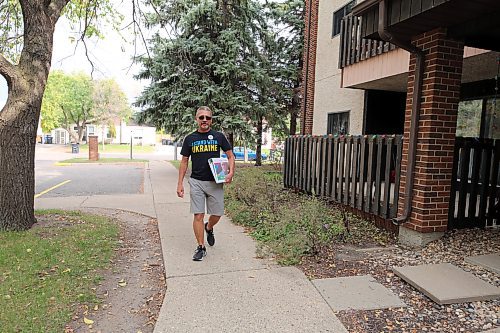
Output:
[393, 263, 500, 304]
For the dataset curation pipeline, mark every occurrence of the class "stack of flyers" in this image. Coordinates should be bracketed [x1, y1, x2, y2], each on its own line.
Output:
[208, 157, 230, 183]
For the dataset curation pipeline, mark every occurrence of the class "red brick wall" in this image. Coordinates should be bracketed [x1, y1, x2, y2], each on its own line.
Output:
[301, 0, 319, 135]
[398, 28, 464, 233]
[89, 136, 99, 161]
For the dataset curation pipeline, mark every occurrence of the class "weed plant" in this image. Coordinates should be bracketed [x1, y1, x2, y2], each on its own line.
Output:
[225, 167, 345, 265]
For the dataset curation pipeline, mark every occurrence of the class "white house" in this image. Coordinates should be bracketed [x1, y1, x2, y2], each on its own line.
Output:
[47, 119, 157, 146]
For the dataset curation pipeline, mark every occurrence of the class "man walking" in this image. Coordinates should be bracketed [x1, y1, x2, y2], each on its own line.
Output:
[177, 106, 235, 261]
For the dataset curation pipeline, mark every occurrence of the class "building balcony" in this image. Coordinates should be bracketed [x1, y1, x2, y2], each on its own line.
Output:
[339, 15, 499, 91]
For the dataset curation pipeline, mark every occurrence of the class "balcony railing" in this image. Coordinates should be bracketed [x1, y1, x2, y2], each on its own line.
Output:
[339, 15, 396, 69]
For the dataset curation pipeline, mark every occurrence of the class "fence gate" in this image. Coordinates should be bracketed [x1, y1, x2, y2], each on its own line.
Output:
[449, 138, 500, 229]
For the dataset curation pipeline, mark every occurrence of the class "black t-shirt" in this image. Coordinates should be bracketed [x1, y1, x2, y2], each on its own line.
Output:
[180, 129, 232, 181]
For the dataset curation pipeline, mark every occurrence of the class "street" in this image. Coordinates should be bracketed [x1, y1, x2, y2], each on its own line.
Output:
[34, 144, 177, 198]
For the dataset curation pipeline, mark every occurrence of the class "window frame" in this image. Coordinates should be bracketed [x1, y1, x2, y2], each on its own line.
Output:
[327, 111, 350, 135]
[332, 0, 356, 38]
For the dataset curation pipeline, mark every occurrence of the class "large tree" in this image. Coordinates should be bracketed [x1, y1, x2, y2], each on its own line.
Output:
[0, 0, 120, 230]
[135, 0, 276, 146]
[266, 0, 305, 136]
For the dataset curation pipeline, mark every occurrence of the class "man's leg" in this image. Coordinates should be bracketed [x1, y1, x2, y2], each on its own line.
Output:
[204, 215, 219, 247]
[205, 182, 224, 246]
[193, 213, 205, 246]
[206, 215, 221, 230]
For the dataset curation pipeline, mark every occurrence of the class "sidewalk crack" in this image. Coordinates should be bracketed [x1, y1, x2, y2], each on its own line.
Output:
[166, 266, 274, 279]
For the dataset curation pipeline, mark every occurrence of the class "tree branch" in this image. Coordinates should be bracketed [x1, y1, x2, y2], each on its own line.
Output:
[47, 0, 71, 21]
[0, 54, 17, 88]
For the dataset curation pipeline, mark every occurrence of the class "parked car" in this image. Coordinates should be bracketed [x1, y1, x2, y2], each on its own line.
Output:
[222, 147, 267, 161]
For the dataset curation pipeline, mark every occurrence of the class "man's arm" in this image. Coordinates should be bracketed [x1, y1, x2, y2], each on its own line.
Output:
[177, 156, 189, 197]
[224, 150, 236, 184]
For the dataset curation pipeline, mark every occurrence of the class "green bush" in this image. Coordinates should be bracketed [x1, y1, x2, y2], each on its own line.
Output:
[225, 166, 346, 265]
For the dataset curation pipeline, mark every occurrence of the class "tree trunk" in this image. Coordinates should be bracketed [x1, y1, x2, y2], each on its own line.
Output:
[227, 132, 234, 148]
[290, 109, 298, 135]
[255, 116, 263, 166]
[0, 84, 40, 230]
[65, 125, 79, 143]
[0, 3, 58, 230]
[78, 124, 86, 143]
[290, 83, 301, 135]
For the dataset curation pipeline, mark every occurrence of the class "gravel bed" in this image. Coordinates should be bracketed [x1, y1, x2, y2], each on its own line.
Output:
[299, 228, 500, 333]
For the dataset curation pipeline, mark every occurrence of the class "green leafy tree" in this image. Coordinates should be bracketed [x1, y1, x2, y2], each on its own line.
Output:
[60, 72, 94, 143]
[41, 71, 65, 133]
[42, 72, 133, 143]
[92, 78, 133, 132]
[0, 0, 122, 230]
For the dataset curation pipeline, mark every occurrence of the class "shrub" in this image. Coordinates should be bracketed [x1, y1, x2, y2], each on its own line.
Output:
[225, 166, 346, 264]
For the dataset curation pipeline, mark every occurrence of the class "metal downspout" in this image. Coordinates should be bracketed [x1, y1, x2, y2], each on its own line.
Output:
[302, 0, 314, 135]
[376, 0, 425, 225]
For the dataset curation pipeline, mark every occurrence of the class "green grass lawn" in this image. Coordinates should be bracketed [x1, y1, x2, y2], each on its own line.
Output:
[59, 158, 148, 164]
[73, 144, 155, 154]
[0, 210, 119, 332]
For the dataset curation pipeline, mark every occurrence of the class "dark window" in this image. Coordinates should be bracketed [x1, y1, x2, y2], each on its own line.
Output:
[327, 111, 350, 135]
[332, 1, 356, 37]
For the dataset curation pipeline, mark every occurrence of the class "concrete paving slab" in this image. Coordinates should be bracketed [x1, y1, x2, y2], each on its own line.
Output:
[312, 275, 406, 311]
[393, 263, 500, 304]
[36, 194, 157, 218]
[154, 267, 348, 333]
[465, 253, 500, 275]
[143, 163, 153, 195]
[83, 194, 157, 218]
[35, 196, 88, 210]
[161, 231, 269, 278]
[156, 205, 246, 237]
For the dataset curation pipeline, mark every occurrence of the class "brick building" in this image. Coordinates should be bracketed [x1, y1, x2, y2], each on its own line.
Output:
[300, 0, 500, 245]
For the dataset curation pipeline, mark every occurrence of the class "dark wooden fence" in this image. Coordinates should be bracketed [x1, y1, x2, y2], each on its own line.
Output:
[283, 135, 403, 232]
[339, 15, 396, 69]
[449, 137, 500, 229]
[283, 135, 499, 232]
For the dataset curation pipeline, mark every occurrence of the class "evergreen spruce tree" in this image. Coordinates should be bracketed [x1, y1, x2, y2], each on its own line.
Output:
[266, 0, 305, 136]
[135, 0, 274, 146]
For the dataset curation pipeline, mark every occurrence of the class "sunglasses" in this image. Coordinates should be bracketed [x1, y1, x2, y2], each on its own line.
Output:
[198, 115, 212, 121]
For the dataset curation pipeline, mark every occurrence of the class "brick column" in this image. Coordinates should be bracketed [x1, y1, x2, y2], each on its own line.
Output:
[300, 0, 319, 135]
[398, 28, 464, 244]
[88, 135, 99, 161]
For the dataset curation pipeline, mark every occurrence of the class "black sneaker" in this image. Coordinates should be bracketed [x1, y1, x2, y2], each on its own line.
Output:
[205, 222, 215, 246]
[192, 245, 206, 261]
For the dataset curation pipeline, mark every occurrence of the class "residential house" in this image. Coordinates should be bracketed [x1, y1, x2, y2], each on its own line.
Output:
[48, 119, 156, 146]
[297, 0, 499, 245]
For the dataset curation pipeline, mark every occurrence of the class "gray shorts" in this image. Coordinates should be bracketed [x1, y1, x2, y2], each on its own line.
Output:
[188, 177, 225, 216]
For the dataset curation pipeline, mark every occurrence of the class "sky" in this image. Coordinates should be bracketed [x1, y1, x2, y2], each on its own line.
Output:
[0, 1, 151, 111]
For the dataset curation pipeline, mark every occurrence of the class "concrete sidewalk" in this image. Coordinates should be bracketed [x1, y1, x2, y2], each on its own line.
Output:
[35, 160, 348, 332]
